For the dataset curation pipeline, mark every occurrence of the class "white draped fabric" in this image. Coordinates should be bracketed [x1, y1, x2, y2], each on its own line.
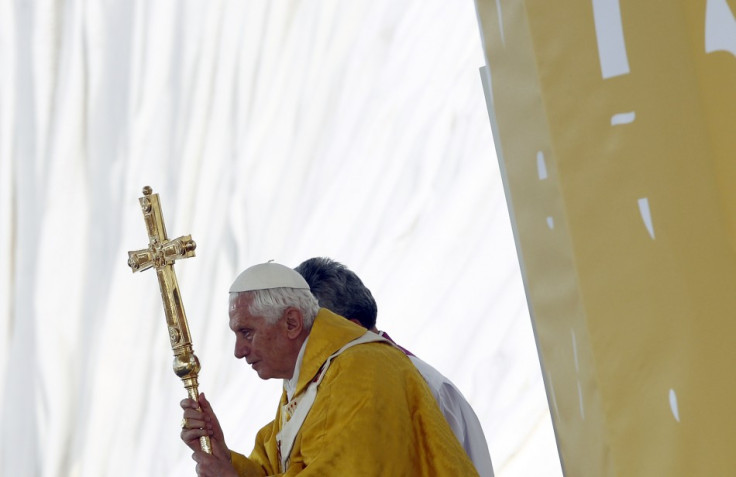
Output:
[0, 1, 561, 475]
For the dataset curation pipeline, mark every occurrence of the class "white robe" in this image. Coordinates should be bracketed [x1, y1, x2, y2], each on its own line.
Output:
[379, 331, 495, 477]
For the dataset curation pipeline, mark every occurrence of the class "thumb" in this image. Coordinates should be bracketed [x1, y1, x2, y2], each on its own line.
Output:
[199, 392, 212, 411]
[211, 438, 232, 460]
[199, 393, 220, 426]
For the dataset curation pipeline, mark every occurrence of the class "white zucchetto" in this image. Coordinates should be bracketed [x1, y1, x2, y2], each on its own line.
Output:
[229, 262, 310, 293]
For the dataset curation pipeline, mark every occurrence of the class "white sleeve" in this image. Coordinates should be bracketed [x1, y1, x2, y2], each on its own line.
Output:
[410, 356, 495, 477]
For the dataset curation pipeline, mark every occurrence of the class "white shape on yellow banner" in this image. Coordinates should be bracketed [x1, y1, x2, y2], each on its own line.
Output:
[611, 111, 635, 126]
[548, 372, 561, 421]
[705, 0, 736, 57]
[592, 0, 630, 79]
[577, 380, 585, 419]
[669, 389, 681, 423]
[495, 0, 505, 46]
[638, 198, 655, 239]
[537, 151, 548, 180]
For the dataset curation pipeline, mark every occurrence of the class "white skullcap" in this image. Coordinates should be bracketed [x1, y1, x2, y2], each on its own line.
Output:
[229, 262, 310, 293]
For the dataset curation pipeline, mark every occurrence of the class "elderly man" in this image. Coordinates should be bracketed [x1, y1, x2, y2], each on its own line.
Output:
[294, 257, 495, 477]
[180, 262, 477, 476]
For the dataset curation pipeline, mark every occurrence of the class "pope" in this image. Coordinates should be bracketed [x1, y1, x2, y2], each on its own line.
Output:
[179, 261, 478, 476]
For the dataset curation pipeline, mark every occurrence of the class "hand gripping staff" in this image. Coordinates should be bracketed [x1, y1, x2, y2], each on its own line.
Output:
[127, 186, 212, 454]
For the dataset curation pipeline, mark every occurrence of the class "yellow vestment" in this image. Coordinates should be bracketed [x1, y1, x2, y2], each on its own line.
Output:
[231, 308, 477, 476]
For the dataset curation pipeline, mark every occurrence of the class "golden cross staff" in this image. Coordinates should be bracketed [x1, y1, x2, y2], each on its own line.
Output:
[127, 185, 212, 454]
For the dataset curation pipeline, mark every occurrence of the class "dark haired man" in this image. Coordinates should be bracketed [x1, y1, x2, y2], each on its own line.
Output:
[295, 257, 494, 477]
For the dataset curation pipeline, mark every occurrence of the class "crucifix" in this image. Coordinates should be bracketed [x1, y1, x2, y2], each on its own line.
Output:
[127, 185, 212, 454]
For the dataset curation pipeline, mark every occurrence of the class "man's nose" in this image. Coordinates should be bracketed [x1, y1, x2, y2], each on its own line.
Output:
[234, 339, 250, 359]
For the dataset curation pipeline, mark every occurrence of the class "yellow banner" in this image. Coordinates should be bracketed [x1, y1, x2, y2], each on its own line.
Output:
[476, 0, 736, 474]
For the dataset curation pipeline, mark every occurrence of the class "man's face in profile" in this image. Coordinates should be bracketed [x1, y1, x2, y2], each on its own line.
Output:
[229, 293, 296, 380]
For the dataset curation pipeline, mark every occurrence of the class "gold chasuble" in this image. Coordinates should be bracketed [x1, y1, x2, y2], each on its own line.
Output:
[475, 0, 736, 475]
[230, 309, 477, 476]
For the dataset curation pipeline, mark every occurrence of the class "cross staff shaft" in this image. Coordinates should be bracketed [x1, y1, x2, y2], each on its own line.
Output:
[127, 185, 212, 454]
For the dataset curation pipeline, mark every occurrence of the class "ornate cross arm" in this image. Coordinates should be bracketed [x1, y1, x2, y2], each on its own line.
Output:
[127, 185, 212, 454]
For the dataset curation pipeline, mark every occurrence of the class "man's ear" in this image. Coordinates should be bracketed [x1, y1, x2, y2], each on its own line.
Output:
[349, 318, 363, 328]
[283, 307, 304, 339]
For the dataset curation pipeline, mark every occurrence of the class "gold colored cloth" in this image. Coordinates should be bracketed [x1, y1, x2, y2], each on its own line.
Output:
[231, 309, 477, 476]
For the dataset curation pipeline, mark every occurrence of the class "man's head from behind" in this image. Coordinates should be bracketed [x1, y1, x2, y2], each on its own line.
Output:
[229, 262, 319, 380]
[294, 257, 378, 331]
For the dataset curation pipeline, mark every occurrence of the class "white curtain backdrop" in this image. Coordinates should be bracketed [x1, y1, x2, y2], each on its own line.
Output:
[0, 1, 561, 475]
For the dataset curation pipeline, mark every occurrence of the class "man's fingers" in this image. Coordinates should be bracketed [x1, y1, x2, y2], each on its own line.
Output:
[183, 405, 215, 427]
[181, 428, 212, 442]
[182, 418, 208, 431]
[181, 412, 213, 432]
[192, 451, 215, 477]
[180, 397, 198, 409]
[192, 449, 235, 477]
[183, 407, 208, 421]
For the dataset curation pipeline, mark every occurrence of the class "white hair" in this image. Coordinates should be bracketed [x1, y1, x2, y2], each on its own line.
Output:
[241, 287, 319, 329]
